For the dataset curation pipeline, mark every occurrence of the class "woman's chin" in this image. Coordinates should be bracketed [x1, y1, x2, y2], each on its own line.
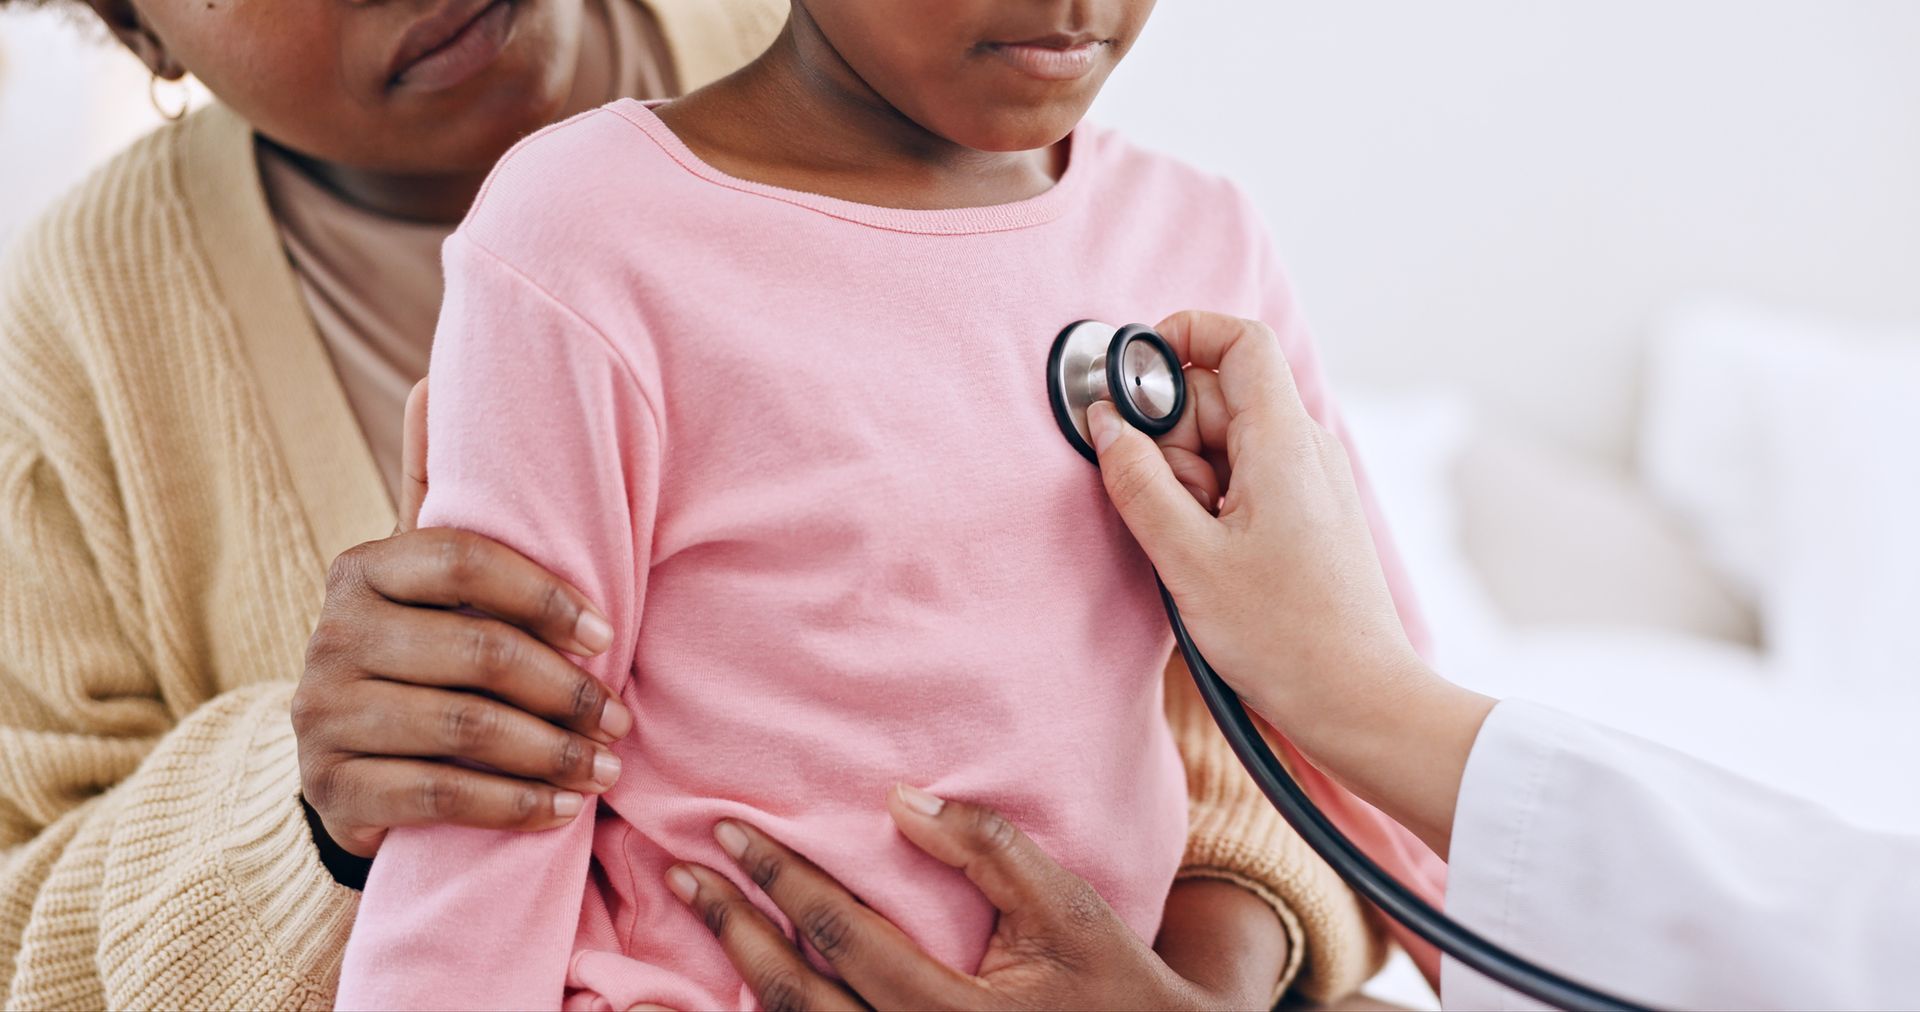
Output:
[386, 0, 582, 172]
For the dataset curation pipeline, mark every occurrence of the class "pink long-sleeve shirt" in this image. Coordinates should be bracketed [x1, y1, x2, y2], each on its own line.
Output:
[336, 100, 1444, 1011]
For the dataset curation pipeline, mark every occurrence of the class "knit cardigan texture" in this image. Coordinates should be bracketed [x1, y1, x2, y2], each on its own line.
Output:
[0, 15, 1386, 1010]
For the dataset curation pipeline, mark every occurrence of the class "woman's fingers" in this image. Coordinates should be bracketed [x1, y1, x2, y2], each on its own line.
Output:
[350, 603, 628, 744]
[300, 524, 630, 862]
[304, 755, 585, 856]
[344, 526, 615, 660]
[665, 863, 868, 1012]
[704, 819, 977, 1010]
[323, 680, 619, 795]
[691, 807, 1200, 1012]
[885, 785, 1119, 943]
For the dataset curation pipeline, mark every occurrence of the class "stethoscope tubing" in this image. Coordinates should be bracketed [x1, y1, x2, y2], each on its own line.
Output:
[1156, 579, 1653, 1012]
[1050, 318, 1653, 1009]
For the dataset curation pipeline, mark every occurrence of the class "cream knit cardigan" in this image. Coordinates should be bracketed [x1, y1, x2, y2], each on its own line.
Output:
[0, 13, 1384, 1009]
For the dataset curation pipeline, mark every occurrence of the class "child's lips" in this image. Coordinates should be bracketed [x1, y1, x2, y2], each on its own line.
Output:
[983, 39, 1111, 82]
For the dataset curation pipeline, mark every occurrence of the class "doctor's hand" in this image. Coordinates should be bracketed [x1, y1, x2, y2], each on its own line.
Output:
[294, 379, 629, 873]
[661, 786, 1269, 1011]
[1089, 310, 1426, 724]
[1089, 311, 1493, 855]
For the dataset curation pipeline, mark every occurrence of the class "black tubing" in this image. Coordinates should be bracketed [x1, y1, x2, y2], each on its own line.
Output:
[1156, 579, 1651, 1012]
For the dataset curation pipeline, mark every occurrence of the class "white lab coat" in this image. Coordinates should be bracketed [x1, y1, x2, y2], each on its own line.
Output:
[1441, 700, 1919, 1010]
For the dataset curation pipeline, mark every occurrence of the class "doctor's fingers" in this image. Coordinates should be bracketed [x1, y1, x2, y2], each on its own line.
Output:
[1089, 402, 1222, 577]
[1166, 365, 1232, 496]
[1173, 364, 1338, 513]
[1154, 311, 1308, 430]
[1182, 365, 1232, 453]
[1151, 367, 1225, 510]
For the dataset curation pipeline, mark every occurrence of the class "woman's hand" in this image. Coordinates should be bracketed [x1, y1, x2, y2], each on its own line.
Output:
[293, 380, 629, 864]
[1087, 311, 1493, 856]
[662, 786, 1248, 1011]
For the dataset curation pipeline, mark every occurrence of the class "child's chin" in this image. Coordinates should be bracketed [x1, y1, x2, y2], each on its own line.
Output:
[940, 111, 1086, 155]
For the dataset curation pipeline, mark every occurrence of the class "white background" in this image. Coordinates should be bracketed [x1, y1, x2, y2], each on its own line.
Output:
[1091, 0, 1920, 459]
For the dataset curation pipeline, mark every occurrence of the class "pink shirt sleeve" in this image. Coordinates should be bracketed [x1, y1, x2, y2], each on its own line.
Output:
[1252, 230, 1451, 986]
[334, 232, 663, 1011]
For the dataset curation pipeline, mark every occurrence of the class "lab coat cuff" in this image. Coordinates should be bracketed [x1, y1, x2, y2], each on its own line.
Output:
[1440, 699, 1583, 1010]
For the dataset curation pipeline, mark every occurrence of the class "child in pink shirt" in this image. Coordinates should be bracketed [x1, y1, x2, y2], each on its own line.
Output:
[338, 2, 1444, 1009]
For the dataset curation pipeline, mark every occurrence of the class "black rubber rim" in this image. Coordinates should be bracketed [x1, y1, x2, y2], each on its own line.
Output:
[1107, 324, 1185, 438]
[1048, 321, 1099, 462]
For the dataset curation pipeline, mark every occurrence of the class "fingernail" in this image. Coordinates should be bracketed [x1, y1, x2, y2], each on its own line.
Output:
[895, 783, 945, 817]
[666, 866, 699, 903]
[600, 699, 634, 739]
[575, 611, 614, 654]
[1088, 401, 1122, 453]
[713, 821, 749, 860]
[592, 750, 621, 789]
[553, 791, 585, 818]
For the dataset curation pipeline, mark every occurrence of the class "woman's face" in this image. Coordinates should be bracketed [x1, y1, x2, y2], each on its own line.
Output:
[97, 0, 587, 174]
[800, 0, 1158, 153]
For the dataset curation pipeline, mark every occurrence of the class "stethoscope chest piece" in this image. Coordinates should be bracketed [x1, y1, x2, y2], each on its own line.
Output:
[1039, 327, 1643, 1012]
[1046, 320, 1187, 461]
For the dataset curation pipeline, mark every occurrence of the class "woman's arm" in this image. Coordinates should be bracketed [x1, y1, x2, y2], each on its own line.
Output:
[0, 261, 353, 1009]
[0, 244, 647, 1011]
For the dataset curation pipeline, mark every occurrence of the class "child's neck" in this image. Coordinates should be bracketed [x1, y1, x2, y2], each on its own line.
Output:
[655, 15, 1066, 211]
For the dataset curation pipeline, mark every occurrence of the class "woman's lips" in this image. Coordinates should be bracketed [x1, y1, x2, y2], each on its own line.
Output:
[983, 39, 1111, 82]
[390, 0, 517, 93]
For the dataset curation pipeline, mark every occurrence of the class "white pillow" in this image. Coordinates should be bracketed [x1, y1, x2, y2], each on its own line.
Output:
[1456, 423, 1757, 645]
[1642, 298, 1920, 695]
[1641, 300, 1814, 598]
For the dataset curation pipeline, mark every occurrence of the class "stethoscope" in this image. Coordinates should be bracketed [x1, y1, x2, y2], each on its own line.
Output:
[1046, 321, 1648, 1012]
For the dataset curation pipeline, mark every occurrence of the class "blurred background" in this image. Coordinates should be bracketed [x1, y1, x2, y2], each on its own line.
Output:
[4, 3, 1918, 1006]
[1094, 6, 1920, 1000]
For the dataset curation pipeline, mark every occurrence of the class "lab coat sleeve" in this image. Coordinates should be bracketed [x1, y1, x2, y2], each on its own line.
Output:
[1443, 699, 1920, 1010]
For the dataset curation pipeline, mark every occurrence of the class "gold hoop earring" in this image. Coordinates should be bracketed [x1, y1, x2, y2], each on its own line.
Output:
[149, 73, 190, 122]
